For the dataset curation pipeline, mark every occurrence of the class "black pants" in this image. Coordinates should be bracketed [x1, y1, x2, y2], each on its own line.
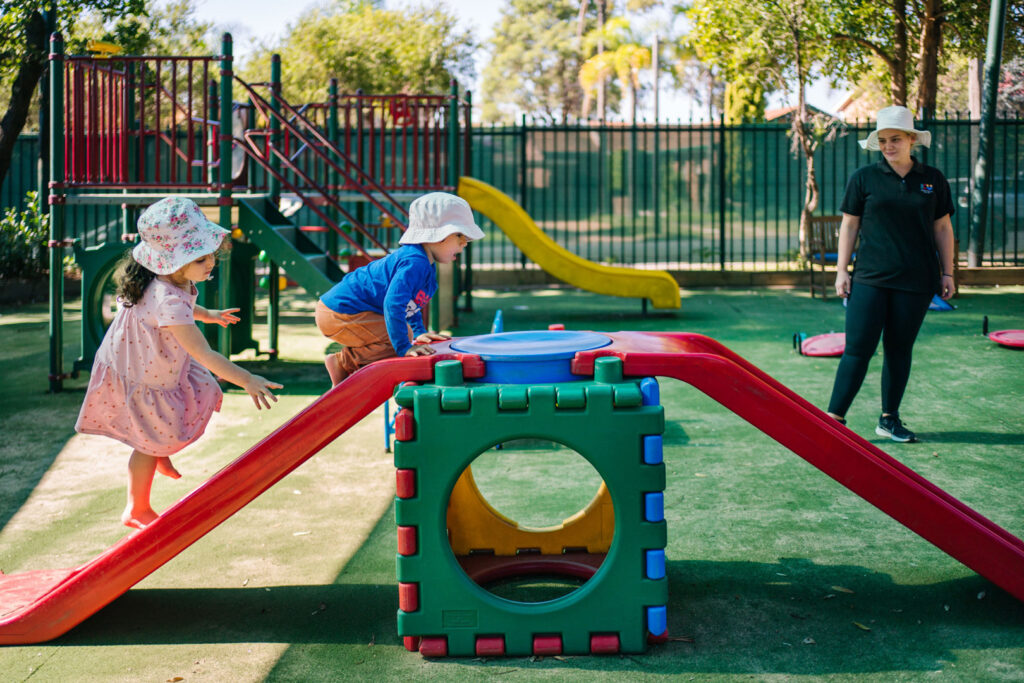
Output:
[827, 282, 933, 418]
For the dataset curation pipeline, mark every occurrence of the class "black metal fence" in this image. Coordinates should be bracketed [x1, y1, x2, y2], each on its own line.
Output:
[4, 115, 1022, 269]
[2, 134, 124, 244]
[467, 115, 1023, 269]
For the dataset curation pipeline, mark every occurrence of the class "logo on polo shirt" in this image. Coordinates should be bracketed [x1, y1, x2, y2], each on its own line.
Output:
[920, 183, 934, 194]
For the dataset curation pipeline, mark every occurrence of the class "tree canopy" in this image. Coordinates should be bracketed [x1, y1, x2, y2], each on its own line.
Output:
[481, 0, 595, 123]
[0, 0, 147, 186]
[238, 2, 476, 103]
[824, 0, 1024, 114]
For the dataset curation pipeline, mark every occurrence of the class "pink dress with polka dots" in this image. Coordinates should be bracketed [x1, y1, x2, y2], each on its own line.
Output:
[75, 279, 223, 456]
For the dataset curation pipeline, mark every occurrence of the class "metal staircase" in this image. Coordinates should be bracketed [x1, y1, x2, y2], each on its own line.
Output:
[229, 80, 418, 297]
[236, 196, 344, 299]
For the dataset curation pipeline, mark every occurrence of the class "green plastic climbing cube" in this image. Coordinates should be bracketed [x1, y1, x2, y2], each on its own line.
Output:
[392, 357, 667, 657]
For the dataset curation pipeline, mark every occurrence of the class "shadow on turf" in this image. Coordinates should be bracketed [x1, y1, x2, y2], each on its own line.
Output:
[913, 431, 1024, 446]
[57, 559, 1024, 676]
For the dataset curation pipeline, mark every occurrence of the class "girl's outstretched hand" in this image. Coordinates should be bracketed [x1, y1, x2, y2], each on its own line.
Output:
[245, 374, 283, 410]
[206, 308, 241, 328]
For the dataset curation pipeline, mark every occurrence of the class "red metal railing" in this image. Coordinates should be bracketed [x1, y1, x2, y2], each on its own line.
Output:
[242, 94, 466, 195]
[60, 55, 470, 196]
[63, 56, 218, 189]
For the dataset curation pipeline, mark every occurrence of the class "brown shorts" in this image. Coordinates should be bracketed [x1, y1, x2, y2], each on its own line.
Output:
[315, 301, 410, 377]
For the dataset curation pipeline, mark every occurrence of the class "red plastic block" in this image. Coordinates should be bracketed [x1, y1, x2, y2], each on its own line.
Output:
[532, 634, 563, 655]
[398, 582, 419, 612]
[475, 635, 506, 656]
[395, 469, 416, 498]
[395, 408, 415, 441]
[403, 636, 421, 652]
[397, 525, 417, 556]
[548, 323, 565, 330]
[419, 636, 448, 657]
[590, 633, 621, 654]
[647, 630, 669, 644]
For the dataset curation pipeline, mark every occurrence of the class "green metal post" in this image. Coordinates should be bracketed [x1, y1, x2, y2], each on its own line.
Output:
[47, 32, 66, 392]
[269, 54, 282, 201]
[462, 90, 473, 312]
[327, 78, 340, 259]
[124, 62, 137, 234]
[968, 0, 1007, 267]
[217, 34, 234, 356]
[354, 88, 365, 256]
[200, 76, 221, 350]
[207, 79, 218, 185]
[267, 53, 282, 355]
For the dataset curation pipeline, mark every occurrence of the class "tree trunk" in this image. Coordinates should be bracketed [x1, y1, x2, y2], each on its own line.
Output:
[0, 12, 47, 190]
[915, 0, 943, 115]
[791, 29, 819, 257]
[891, 0, 909, 105]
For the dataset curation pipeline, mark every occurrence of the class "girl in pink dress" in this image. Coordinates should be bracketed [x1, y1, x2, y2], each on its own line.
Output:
[76, 197, 283, 529]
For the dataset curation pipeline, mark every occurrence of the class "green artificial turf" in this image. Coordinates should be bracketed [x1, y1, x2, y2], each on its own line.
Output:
[1, 284, 1022, 682]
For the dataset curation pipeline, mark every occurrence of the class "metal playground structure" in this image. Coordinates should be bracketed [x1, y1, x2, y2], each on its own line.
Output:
[44, 33, 471, 392]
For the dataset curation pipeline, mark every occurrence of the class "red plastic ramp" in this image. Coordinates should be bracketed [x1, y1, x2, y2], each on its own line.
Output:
[0, 353, 484, 645]
[573, 331, 1024, 604]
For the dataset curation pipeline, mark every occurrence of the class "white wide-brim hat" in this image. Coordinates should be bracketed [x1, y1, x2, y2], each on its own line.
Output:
[860, 105, 932, 150]
[400, 192, 485, 245]
[132, 197, 229, 274]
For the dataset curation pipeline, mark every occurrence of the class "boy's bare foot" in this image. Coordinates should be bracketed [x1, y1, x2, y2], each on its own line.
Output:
[325, 353, 347, 387]
[155, 457, 181, 479]
[122, 505, 159, 529]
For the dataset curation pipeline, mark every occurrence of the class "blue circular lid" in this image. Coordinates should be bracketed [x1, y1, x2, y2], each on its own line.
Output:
[450, 330, 611, 362]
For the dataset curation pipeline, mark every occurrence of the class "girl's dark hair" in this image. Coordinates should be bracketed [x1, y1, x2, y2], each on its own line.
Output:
[113, 250, 156, 306]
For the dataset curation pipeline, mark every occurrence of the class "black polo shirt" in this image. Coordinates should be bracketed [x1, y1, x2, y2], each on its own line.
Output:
[840, 157, 954, 294]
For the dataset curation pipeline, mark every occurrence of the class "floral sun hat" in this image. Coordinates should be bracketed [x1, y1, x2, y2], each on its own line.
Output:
[399, 192, 485, 245]
[860, 105, 932, 150]
[132, 197, 230, 274]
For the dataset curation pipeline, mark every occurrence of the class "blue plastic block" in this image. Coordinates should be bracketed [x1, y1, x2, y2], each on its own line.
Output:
[645, 549, 666, 580]
[647, 605, 667, 636]
[643, 435, 663, 464]
[644, 492, 664, 522]
[640, 377, 660, 406]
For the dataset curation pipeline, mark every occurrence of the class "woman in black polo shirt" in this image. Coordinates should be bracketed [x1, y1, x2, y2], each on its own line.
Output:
[825, 105, 956, 442]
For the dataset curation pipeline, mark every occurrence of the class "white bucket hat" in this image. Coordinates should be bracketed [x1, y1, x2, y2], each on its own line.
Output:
[132, 197, 229, 274]
[399, 192, 485, 245]
[860, 105, 932, 150]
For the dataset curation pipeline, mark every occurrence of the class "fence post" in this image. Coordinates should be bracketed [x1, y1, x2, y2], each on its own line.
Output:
[717, 112, 726, 271]
[519, 113, 528, 269]
[47, 31, 66, 392]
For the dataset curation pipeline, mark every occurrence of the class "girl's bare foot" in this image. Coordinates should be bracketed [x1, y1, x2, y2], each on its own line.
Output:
[325, 353, 347, 386]
[155, 457, 181, 479]
[122, 505, 159, 529]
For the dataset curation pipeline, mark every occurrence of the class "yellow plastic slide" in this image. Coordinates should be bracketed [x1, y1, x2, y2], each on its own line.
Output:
[457, 176, 681, 309]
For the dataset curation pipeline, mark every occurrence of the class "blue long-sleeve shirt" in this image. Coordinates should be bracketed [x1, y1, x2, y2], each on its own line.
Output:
[319, 244, 435, 356]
